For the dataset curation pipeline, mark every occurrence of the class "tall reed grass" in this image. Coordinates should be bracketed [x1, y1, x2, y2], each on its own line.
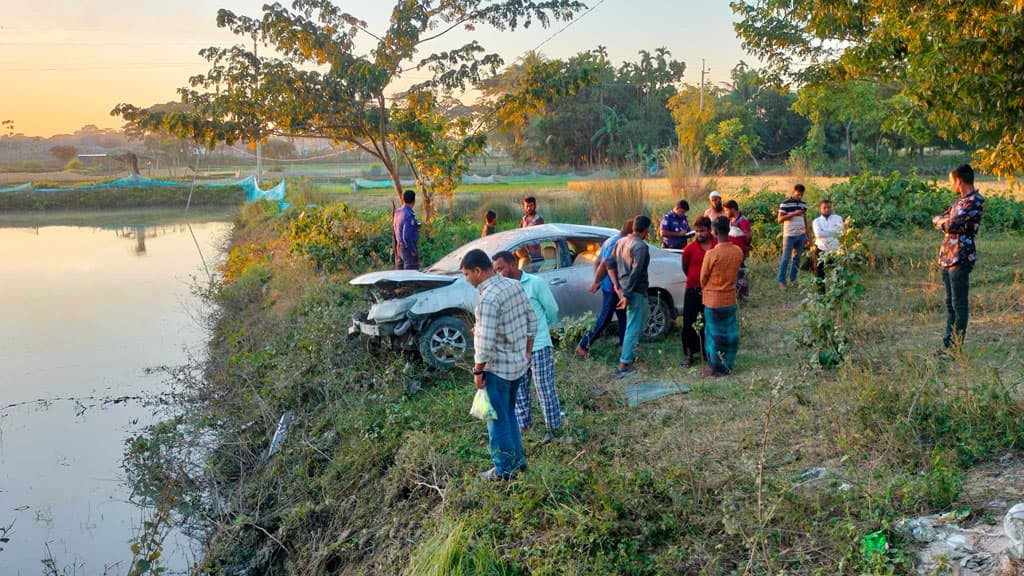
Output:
[584, 176, 648, 227]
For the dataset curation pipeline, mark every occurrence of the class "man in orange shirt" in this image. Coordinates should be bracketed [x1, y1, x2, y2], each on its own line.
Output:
[699, 216, 745, 377]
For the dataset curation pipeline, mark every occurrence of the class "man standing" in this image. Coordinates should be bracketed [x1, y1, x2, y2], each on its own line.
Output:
[575, 220, 632, 358]
[700, 216, 745, 376]
[704, 190, 726, 221]
[520, 196, 544, 228]
[933, 164, 984, 352]
[811, 199, 844, 279]
[481, 210, 497, 237]
[607, 215, 652, 377]
[492, 252, 562, 443]
[725, 199, 752, 300]
[680, 217, 715, 367]
[660, 200, 692, 249]
[393, 189, 421, 270]
[461, 249, 536, 481]
[776, 183, 809, 287]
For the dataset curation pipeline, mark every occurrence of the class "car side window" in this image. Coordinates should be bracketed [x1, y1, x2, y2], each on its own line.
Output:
[513, 239, 560, 274]
[565, 237, 604, 267]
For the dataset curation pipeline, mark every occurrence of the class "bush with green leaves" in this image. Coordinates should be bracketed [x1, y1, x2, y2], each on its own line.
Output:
[826, 172, 1024, 231]
[287, 204, 393, 274]
[796, 221, 867, 369]
[287, 204, 486, 275]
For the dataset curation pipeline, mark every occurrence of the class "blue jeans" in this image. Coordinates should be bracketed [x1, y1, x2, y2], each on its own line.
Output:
[777, 234, 806, 285]
[620, 292, 649, 365]
[577, 289, 627, 351]
[484, 371, 526, 477]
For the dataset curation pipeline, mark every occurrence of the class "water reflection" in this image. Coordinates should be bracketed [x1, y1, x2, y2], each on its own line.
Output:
[0, 219, 229, 575]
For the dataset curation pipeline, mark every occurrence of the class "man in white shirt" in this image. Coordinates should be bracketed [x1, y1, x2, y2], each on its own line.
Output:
[811, 199, 844, 279]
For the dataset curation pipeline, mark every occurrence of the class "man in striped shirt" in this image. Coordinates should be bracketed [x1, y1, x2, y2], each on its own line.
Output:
[776, 184, 809, 287]
[461, 249, 536, 481]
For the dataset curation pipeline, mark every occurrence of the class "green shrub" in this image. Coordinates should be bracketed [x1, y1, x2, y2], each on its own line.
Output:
[287, 204, 392, 273]
[824, 172, 1024, 232]
[64, 158, 84, 171]
[796, 223, 866, 369]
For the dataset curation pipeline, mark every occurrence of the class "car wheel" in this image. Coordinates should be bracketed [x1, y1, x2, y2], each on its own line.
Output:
[418, 316, 472, 369]
[643, 294, 673, 341]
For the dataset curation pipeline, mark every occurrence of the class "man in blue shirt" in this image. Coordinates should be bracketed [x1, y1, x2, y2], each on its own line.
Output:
[392, 189, 420, 270]
[493, 251, 562, 443]
[574, 219, 633, 358]
[660, 200, 692, 249]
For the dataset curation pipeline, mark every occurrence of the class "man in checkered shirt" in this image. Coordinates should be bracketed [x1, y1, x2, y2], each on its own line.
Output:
[461, 249, 536, 481]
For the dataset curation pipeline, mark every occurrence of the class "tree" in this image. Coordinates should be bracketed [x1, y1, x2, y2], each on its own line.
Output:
[116, 0, 587, 214]
[488, 48, 683, 167]
[667, 85, 717, 158]
[732, 0, 1024, 178]
[792, 80, 888, 168]
[705, 117, 760, 173]
[49, 145, 79, 164]
[393, 93, 487, 220]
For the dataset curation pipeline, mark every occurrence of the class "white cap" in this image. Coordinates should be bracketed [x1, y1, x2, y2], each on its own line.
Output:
[709, 190, 722, 199]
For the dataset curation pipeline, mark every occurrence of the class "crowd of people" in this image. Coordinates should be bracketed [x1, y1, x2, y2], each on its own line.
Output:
[393, 164, 985, 480]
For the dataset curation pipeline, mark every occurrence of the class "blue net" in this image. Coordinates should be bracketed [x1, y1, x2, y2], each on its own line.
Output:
[0, 174, 289, 210]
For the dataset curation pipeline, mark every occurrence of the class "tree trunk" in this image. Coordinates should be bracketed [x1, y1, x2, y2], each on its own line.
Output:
[845, 122, 853, 166]
[256, 140, 264, 185]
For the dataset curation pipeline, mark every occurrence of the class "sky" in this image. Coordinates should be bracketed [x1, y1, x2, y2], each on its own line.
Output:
[0, 0, 754, 137]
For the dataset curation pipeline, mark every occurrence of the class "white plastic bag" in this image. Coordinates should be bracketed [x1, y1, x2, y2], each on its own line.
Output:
[470, 388, 497, 421]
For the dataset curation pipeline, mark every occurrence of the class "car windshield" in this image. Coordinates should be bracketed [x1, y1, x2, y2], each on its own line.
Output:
[427, 235, 509, 274]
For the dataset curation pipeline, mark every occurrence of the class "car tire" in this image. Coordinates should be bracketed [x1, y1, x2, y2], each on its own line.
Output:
[418, 315, 472, 369]
[643, 294, 673, 341]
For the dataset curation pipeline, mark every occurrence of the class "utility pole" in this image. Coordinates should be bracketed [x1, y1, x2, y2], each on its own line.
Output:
[699, 58, 710, 112]
[253, 35, 263, 185]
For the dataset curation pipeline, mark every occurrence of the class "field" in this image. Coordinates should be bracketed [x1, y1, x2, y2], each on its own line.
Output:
[124, 175, 1024, 575]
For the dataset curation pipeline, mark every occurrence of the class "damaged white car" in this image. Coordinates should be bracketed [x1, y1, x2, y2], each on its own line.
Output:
[348, 223, 686, 368]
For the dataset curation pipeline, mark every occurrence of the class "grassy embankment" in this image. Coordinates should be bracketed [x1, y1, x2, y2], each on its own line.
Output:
[132, 174, 1024, 574]
[0, 185, 246, 212]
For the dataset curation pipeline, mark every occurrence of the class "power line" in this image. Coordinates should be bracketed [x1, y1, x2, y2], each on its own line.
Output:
[526, 0, 607, 56]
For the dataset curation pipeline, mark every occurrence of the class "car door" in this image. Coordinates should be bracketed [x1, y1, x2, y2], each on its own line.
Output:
[556, 237, 607, 320]
[510, 238, 572, 320]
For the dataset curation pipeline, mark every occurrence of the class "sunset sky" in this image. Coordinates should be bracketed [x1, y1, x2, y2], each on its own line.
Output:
[1, 1, 752, 137]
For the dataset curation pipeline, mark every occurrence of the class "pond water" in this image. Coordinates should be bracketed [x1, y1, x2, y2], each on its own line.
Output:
[0, 217, 230, 574]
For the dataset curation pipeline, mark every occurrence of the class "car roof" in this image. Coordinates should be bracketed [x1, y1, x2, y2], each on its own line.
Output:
[481, 223, 616, 246]
[427, 223, 617, 273]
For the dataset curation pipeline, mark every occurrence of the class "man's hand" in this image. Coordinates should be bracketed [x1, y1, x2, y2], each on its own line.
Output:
[616, 296, 627, 310]
[474, 372, 485, 390]
[589, 281, 600, 293]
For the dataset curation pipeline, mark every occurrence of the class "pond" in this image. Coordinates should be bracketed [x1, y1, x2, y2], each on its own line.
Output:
[0, 213, 231, 574]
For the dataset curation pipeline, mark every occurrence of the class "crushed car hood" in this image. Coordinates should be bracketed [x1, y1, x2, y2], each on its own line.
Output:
[350, 270, 458, 300]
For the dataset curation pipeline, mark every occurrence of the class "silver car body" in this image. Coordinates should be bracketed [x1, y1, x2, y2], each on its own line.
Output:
[348, 223, 686, 365]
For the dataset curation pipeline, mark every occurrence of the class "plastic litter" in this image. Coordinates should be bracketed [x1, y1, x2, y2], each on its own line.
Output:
[267, 411, 294, 458]
[622, 380, 690, 407]
[470, 389, 497, 421]
[862, 530, 890, 559]
[1005, 503, 1024, 557]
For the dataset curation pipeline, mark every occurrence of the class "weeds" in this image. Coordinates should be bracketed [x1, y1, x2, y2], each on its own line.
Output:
[121, 184, 1024, 575]
[584, 175, 647, 226]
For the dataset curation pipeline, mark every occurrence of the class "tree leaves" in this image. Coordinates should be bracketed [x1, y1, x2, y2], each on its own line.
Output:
[732, 0, 1024, 177]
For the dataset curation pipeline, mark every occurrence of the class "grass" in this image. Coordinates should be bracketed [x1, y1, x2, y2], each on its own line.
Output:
[123, 181, 1024, 575]
[0, 206, 235, 228]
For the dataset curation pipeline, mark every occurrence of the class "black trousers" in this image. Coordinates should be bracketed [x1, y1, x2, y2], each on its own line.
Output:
[942, 262, 973, 349]
[681, 287, 704, 358]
